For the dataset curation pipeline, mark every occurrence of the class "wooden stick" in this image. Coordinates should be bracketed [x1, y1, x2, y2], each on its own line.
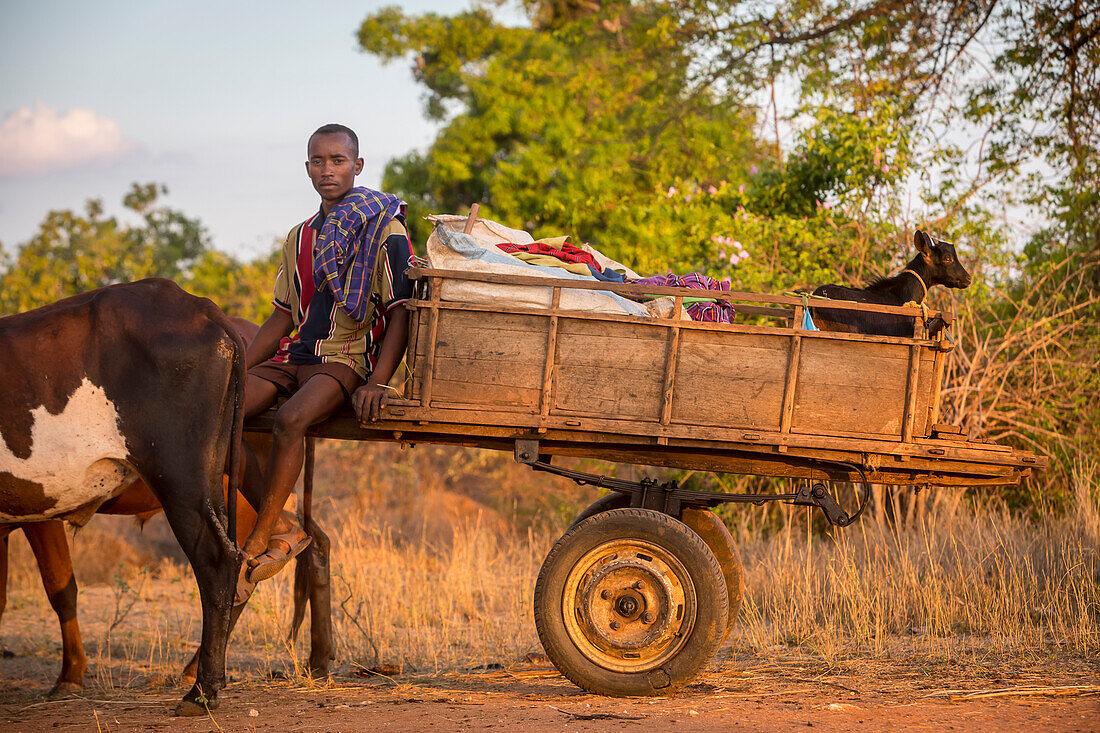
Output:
[539, 288, 561, 418]
[929, 345, 946, 428]
[408, 296, 941, 347]
[418, 277, 442, 409]
[403, 307, 420, 400]
[659, 325, 681, 427]
[901, 343, 922, 442]
[463, 203, 480, 234]
[921, 684, 1100, 701]
[779, 334, 803, 438]
[303, 437, 315, 522]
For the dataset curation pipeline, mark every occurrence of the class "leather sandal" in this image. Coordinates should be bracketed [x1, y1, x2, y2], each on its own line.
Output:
[246, 531, 312, 584]
[234, 559, 257, 606]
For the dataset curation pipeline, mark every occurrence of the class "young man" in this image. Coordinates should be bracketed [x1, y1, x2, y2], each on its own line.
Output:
[236, 124, 413, 602]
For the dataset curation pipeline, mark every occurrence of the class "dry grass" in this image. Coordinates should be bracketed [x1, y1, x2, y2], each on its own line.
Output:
[1, 448, 1096, 693]
[732, 461, 1100, 663]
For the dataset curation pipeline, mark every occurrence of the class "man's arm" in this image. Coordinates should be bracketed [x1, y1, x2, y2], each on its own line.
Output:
[351, 307, 408, 422]
[245, 308, 294, 370]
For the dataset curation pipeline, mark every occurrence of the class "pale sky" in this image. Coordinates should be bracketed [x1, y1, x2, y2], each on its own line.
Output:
[0, 0, 518, 260]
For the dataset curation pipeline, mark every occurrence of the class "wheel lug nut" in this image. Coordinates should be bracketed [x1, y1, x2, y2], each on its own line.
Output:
[600, 589, 611, 600]
[610, 621, 621, 630]
[632, 581, 644, 590]
[641, 612, 653, 624]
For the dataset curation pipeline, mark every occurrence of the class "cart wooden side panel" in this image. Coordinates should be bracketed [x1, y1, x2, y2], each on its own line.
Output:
[406, 289, 945, 444]
[313, 268, 1046, 488]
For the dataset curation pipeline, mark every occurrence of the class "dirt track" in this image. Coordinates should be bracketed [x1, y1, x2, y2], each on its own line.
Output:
[2, 653, 1097, 732]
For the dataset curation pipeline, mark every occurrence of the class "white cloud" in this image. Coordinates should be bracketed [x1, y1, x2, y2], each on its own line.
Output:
[0, 101, 135, 176]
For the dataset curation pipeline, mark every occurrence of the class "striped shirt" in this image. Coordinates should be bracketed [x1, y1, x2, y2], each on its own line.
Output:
[271, 209, 413, 379]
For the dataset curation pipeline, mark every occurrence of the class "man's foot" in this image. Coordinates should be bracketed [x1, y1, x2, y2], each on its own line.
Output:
[247, 530, 312, 583]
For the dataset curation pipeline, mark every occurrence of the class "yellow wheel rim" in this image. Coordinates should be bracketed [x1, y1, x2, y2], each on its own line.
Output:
[561, 539, 697, 673]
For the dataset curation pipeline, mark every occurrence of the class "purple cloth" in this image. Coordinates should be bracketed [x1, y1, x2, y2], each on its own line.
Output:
[627, 273, 736, 323]
[313, 187, 406, 321]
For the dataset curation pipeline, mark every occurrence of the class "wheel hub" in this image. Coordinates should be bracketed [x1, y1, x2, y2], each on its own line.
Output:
[579, 558, 678, 652]
[614, 593, 639, 619]
[561, 538, 697, 673]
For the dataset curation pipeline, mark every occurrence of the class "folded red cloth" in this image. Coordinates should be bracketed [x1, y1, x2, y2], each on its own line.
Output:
[496, 241, 602, 271]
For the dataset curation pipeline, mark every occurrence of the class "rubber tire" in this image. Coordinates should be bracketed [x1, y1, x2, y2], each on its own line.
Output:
[572, 498, 743, 641]
[534, 508, 728, 697]
[680, 508, 744, 640]
[568, 493, 630, 530]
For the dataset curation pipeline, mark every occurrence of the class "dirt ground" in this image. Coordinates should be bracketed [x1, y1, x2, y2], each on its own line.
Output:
[1, 651, 1097, 732]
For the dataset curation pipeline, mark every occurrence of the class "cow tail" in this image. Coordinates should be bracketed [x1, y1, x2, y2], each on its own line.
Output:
[225, 327, 246, 554]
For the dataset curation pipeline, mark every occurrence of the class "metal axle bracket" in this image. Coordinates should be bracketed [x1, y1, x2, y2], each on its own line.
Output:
[514, 439, 868, 527]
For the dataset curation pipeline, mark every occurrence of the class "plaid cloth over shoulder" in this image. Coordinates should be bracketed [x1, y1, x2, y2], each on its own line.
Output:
[313, 186, 406, 321]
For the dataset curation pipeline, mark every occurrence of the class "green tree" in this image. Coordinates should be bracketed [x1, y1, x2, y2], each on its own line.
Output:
[0, 183, 277, 321]
[362, 4, 937, 291]
[184, 248, 280, 325]
[363, 1, 1098, 506]
[362, 5, 774, 275]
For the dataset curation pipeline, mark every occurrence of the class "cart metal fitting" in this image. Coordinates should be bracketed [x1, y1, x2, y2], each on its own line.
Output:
[515, 439, 870, 527]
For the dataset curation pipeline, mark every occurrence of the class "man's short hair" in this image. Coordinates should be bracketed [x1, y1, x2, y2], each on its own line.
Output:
[310, 124, 359, 157]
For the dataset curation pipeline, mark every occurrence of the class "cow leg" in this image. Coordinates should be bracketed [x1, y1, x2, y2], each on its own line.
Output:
[150, 467, 236, 716]
[181, 440, 269, 686]
[0, 532, 8, 654]
[305, 523, 332, 678]
[182, 528, 334, 686]
[24, 521, 86, 697]
[180, 603, 246, 688]
[290, 439, 332, 679]
[290, 519, 332, 678]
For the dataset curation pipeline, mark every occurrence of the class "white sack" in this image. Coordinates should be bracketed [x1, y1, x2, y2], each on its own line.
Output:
[425, 215, 647, 316]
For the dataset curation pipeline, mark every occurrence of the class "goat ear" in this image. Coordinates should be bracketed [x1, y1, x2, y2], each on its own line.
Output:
[914, 230, 934, 262]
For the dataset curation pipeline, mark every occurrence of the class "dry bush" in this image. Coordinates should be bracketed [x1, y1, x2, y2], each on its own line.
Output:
[943, 254, 1100, 508]
[732, 460, 1100, 662]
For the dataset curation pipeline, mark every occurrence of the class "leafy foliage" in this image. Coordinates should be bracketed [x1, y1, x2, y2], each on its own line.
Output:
[0, 183, 277, 321]
[363, 1, 1097, 508]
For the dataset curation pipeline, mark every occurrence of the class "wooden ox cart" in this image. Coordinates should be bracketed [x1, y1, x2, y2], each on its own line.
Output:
[249, 244, 1043, 698]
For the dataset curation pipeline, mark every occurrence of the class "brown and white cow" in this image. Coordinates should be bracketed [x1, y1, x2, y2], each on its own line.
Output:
[0, 435, 334, 698]
[0, 318, 333, 699]
[0, 278, 244, 715]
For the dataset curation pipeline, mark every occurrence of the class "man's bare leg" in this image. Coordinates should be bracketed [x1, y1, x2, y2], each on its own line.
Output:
[242, 375, 347, 570]
[238, 375, 280, 515]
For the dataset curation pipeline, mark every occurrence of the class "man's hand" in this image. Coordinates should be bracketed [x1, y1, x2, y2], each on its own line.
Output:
[352, 382, 388, 422]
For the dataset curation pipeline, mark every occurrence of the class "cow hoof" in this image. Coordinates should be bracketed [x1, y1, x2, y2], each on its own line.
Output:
[175, 697, 220, 717]
[46, 681, 82, 699]
[309, 665, 331, 680]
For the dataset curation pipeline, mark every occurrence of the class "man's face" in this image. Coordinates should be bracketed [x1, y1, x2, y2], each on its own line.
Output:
[305, 133, 363, 205]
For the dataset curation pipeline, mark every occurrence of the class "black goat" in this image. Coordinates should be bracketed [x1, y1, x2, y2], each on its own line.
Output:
[811, 230, 972, 336]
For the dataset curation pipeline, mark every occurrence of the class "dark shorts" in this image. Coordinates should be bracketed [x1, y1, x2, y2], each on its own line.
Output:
[249, 359, 364, 401]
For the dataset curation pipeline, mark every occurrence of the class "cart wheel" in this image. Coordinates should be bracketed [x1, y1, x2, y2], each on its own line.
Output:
[571, 499, 742, 640]
[534, 508, 728, 696]
[568, 493, 629, 529]
[680, 508, 743, 640]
